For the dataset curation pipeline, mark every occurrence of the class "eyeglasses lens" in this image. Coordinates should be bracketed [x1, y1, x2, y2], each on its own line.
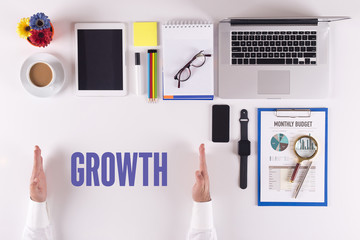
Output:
[191, 54, 206, 67]
[178, 68, 191, 81]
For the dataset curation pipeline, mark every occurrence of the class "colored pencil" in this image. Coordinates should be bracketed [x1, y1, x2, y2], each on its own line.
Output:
[147, 52, 150, 99]
[147, 49, 158, 102]
[154, 51, 157, 99]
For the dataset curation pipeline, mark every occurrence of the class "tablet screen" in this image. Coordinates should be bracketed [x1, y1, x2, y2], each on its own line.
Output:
[77, 29, 123, 90]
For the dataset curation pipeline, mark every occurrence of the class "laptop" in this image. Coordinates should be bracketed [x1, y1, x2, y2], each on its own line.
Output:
[218, 17, 349, 99]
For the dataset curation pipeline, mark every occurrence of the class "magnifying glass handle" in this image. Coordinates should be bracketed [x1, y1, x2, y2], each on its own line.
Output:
[290, 163, 301, 182]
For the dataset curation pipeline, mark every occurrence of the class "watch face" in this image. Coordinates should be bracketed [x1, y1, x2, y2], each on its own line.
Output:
[238, 140, 251, 156]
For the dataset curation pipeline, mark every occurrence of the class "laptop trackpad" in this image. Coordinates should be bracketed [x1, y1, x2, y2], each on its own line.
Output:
[257, 70, 290, 94]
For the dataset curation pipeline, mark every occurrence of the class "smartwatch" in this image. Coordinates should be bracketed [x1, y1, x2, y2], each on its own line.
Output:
[238, 109, 250, 189]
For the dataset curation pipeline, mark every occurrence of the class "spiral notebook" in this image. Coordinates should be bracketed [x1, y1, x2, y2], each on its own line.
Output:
[162, 21, 214, 100]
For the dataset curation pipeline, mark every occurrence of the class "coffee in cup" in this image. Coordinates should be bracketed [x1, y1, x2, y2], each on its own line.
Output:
[29, 62, 53, 87]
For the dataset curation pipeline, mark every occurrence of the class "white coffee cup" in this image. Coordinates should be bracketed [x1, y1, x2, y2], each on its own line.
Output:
[27, 61, 56, 88]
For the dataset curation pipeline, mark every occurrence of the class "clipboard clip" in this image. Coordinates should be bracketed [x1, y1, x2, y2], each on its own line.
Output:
[275, 109, 311, 118]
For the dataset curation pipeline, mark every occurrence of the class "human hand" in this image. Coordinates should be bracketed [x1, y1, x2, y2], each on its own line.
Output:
[192, 144, 211, 202]
[30, 146, 47, 202]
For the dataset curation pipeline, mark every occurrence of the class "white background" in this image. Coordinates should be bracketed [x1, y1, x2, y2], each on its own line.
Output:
[0, 0, 359, 239]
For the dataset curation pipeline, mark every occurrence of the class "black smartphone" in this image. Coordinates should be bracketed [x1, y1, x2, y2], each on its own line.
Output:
[212, 105, 230, 142]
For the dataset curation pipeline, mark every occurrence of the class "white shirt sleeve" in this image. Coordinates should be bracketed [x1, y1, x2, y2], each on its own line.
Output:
[188, 201, 217, 240]
[22, 199, 54, 240]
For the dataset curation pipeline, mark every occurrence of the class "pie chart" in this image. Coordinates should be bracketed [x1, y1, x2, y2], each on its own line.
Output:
[271, 133, 289, 151]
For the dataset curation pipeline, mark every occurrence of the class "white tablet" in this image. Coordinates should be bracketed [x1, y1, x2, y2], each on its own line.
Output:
[75, 23, 127, 96]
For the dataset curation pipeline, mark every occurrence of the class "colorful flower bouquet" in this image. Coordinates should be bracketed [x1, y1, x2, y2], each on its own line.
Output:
[16, 12, 54, 48]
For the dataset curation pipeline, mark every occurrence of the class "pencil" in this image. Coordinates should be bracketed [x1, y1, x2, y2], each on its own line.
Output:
[150, 51, 153, 99]
[147, 49, 158, 102]
[147, 52, 151, 99]
[152, 52, 155, 100]
[154, 51, 157, 99]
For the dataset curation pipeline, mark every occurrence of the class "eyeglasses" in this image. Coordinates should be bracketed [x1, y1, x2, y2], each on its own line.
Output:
[174, 50, 212, 88]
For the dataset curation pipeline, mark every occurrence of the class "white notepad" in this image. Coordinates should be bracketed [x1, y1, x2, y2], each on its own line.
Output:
[162, 21, 214, 100]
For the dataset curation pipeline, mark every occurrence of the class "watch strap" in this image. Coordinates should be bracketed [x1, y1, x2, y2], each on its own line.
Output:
[239, 109, 249, 189]
[240, 109, 249, 141]
[240, 156, 248, 189]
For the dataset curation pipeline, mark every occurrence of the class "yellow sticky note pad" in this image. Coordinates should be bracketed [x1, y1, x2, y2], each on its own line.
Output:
[133, 22, 158, 47]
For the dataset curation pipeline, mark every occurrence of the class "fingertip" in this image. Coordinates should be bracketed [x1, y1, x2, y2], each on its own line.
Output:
[199, 143, 205, 153]
[34, 145, 41, 154]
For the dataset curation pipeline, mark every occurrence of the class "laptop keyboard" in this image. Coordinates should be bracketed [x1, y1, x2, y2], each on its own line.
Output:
[231, 31, 317, 65]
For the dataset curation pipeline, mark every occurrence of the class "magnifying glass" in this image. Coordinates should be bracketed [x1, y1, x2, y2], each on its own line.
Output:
[291, 135, 318, 198]
[290, 135, 318, 183]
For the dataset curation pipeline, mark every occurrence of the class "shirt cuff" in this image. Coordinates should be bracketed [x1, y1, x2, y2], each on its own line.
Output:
[26, 199, 50, 229]
[190, 201, 214, 230]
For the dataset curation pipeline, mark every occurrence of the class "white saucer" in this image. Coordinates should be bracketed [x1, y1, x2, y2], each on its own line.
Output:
[20, 53, 65, 97]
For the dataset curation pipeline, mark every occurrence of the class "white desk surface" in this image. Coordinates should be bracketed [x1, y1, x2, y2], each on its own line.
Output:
[1, 0, 359, 239]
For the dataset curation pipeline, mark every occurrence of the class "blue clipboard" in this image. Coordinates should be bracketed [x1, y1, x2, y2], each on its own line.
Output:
[258, 108, 328, 206]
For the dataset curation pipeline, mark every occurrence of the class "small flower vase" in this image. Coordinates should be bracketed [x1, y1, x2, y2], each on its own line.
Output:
[27, 22, 54, 48]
